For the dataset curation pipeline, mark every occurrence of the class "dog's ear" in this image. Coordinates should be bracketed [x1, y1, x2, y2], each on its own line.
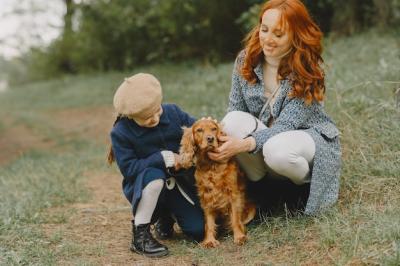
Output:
[217, 122, 227, 137]
[178, 126, 196, 168]
[216, 122, 228, 147]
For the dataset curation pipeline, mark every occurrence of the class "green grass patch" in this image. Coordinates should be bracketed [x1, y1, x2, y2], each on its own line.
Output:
[0, 145, 110, 265]
[0, 31, 399, 265]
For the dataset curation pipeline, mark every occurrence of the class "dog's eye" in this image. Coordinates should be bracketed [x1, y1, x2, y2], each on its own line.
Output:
[196, 128, 204, 133]
[211, 127, 217, 131]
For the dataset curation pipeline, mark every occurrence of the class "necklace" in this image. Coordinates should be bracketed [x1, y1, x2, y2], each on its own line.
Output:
[258, 79, 283, 121]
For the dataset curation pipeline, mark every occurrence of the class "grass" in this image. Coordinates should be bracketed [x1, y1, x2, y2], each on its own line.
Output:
[0, 30, 399, 265]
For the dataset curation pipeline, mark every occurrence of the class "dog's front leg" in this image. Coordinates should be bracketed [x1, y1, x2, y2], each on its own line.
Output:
[230, 200, 247, 245]
[201, 209, 220, 248]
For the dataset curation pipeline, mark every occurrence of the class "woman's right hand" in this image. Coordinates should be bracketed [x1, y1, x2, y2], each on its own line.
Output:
[208, 135, 256, 162]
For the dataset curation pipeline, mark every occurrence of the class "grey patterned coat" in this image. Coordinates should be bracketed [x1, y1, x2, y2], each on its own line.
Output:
[228, 51, 341, 215]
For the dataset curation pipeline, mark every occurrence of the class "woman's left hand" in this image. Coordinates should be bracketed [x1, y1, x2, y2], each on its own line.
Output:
[208, 135, 252, 162]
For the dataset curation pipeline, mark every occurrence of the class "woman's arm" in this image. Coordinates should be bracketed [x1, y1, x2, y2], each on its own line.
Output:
[227, 54, 249, 113]
[250, 97, 317, 152]
[208, 135, 256, 161]
[210, 97, 318, 160]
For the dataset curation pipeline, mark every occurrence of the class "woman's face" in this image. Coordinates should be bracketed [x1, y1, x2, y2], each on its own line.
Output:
[130, 105, 163, 128]
[259, 8, 292, 59]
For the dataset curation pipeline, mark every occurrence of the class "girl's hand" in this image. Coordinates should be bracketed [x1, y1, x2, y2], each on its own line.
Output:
[208, 135, 256, 162]
[173, 153, 183, 170]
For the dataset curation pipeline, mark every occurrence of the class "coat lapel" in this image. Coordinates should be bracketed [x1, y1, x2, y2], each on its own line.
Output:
[271, 79, 290, 118]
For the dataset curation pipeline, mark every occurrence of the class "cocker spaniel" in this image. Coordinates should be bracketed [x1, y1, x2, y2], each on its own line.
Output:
[178, 117, 255, 248]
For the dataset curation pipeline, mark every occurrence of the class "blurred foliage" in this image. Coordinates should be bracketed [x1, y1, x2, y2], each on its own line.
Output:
[27, 0, 251, 76]
[237, 0, 400, 35]
[4, 0, 400, 83]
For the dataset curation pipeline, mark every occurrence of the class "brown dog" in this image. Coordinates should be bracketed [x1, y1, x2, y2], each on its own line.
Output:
[178, 118, 256, 248]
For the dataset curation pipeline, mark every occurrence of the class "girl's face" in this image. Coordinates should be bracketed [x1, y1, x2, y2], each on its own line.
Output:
[259, 8, 292, 59]
[130, 105, 163, 128]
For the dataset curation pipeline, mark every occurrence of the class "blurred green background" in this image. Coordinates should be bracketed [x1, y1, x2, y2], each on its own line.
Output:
[1, 0, 399, 84]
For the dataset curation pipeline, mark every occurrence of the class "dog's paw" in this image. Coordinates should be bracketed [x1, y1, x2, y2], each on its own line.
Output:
[234, 234, 247, 245]
[201, 239, 220, 248]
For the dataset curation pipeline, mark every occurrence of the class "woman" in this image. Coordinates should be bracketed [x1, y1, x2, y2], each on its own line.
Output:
[209, 0, 341, 215]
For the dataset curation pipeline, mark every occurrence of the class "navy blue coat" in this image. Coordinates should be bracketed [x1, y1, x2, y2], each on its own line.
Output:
[110, 104, 196, 213]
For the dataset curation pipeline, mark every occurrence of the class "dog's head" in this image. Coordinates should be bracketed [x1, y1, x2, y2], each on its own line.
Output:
[178, 117, 224, 168]
[192, 118, 223, 151]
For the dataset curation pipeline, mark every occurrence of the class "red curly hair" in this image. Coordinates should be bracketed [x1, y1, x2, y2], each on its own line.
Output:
[241, 0, 325, 104]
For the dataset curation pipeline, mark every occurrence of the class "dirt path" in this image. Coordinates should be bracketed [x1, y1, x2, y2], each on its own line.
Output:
[0, 107, 193, 265]
[0, 116, 55, 165]
[43, 171, 191, 265]
[43, 171, 134, 265]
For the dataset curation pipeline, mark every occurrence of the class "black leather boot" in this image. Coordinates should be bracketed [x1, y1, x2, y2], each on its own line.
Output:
[130, 222, 169, 257]
[154, 214, 175, 240]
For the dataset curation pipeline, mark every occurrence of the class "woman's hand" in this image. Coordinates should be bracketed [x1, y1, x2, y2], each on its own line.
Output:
[208, 135, 256, 162]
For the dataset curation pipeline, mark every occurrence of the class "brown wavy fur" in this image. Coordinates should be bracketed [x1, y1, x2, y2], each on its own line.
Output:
[179, 119, 256, 248]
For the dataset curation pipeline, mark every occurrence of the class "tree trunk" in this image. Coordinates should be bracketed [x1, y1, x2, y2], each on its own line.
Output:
[373, 0, 390, 28]
[59, 0, 75, 73]
[331, 0, 360, 36]
[64, 0, 74, 34]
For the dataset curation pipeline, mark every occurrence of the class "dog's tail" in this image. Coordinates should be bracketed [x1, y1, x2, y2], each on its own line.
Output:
[242, 202, 256, 225]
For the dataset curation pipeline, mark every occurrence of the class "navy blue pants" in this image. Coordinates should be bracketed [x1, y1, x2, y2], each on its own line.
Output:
[161, 185, 204, 241]
[123, 168, 204, 242]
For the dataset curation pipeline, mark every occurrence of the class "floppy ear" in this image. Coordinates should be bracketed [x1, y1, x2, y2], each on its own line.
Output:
[218, 122, 227, 137]
[216, 122, 227, 146]
[178, 126, 196, 169]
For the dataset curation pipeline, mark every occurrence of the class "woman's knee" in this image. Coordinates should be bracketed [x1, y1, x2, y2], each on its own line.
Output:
[263, 136, 283, 161]
[222, 111, 258, 138]
[262, 138, 310, 185]
[263, 142, 290, 174]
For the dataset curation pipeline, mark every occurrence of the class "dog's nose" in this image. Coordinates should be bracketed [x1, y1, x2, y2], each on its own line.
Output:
[207, 136, 214, 143]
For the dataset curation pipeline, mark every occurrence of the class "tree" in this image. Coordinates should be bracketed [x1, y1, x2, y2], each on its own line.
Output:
[57, 0, 76, 73]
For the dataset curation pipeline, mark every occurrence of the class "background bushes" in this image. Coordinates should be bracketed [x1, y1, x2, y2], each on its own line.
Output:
[7, 0, 400, 82]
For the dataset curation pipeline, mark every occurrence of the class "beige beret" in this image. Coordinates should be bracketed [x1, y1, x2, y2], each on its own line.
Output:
[113, 73, 162, 116]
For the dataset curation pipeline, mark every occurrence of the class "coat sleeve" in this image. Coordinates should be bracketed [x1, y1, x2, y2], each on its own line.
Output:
[110, 129, 165, 182]
[250, 97, 318, 152]
[228, 52, 250, 113]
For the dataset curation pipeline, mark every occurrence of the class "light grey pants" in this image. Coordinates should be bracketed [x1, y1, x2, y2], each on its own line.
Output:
[222, 111, 316, 185]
